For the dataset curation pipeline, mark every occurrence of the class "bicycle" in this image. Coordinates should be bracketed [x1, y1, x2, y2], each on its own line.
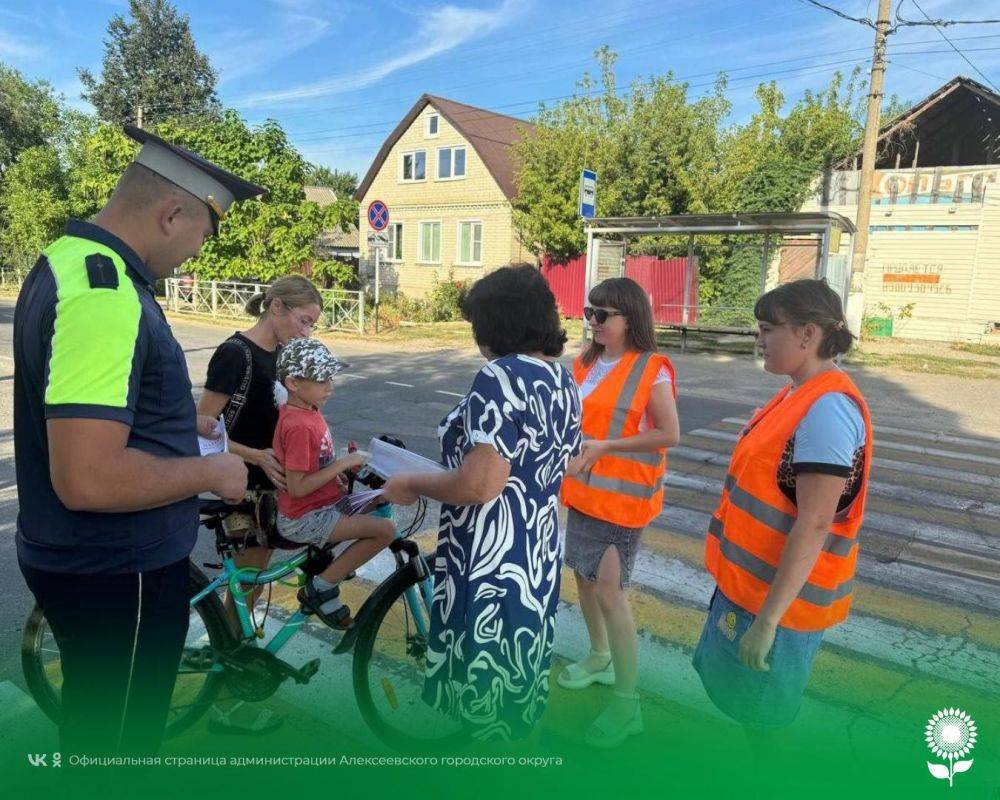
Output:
[21, 437, 467, 751]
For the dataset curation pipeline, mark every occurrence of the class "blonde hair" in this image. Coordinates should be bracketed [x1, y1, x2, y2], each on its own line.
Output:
[246, 275, 323, 317]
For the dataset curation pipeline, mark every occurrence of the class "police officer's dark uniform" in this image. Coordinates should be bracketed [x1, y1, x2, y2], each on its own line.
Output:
[13, 125, 265, 756]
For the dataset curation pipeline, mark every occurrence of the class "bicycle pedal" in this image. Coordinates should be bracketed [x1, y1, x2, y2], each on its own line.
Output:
[297, 658, 321, 683]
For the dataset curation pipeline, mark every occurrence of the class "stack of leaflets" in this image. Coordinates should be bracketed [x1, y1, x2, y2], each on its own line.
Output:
[334, 439, 446, 515]
[334, 488, 385, 516]
[198, 414, 228, 456]
[366, 437, 446, 479]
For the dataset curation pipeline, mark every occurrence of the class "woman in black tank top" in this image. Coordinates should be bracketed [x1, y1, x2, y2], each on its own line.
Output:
[197, 275, 323, 732]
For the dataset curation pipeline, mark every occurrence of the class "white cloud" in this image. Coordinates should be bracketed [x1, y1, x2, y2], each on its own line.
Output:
[211, 1, 338, 85]
[237, 0, 529, 108]
[0, 29, 46, 60]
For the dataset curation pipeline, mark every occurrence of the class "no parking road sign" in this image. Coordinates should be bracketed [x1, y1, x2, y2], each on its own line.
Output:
[367, 200, 389, 231]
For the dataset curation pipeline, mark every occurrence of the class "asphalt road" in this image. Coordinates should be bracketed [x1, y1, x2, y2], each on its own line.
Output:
[0, 303, 753, 685]
[1, 301, 998, 762]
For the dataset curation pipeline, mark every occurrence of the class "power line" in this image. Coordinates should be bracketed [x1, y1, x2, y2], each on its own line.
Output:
[296, 57, 884, 156]
[905, 0, 1000, 91]
[797, 0, 875, 27]
[130, 33, 1000, 128]
[288, 46, 1000, 146]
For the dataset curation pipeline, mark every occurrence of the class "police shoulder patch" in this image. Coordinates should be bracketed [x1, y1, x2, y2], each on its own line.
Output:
[85, 253, 119, 289]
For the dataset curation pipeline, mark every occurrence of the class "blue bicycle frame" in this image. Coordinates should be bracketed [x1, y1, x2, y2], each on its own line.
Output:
[189, 505, 434, 666]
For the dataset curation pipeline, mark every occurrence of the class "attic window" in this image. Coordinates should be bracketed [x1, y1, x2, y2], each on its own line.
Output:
[401, 150, 426, 182]
[426, 113, 439, 137]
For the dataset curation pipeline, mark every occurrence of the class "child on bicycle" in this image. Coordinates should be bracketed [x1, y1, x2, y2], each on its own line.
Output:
[274, 337, 395, 628]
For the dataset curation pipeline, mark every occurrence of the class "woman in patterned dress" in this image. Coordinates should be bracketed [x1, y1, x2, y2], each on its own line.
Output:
[383, 265, 581, 741]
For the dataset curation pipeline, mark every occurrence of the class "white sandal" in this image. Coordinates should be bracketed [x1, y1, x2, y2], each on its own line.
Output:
[557, 650, 616, 690]
[584, 690, 644, 748]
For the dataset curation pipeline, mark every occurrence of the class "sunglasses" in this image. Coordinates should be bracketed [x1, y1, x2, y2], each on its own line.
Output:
[583, 306, 624, 324]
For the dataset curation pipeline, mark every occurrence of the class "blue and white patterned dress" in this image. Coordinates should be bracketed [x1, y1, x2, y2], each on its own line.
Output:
[422, 355, 581, 740]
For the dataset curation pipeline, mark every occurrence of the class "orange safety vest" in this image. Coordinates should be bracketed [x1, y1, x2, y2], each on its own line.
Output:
[561, 350, 676, 529]
[705, 369, 873, 632]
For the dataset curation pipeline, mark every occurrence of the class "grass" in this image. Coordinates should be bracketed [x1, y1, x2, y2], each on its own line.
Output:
[952, 341, 1000, 358]
[845, 348, 1000, 379]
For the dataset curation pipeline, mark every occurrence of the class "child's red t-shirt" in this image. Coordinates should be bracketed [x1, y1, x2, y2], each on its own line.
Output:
[273, 404, 345, 519]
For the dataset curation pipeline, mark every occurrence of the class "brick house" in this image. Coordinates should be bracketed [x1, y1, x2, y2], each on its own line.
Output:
[355, 94, 534, 297]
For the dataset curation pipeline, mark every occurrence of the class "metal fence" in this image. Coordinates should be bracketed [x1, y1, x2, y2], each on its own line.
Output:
[163, 278, 364, 333]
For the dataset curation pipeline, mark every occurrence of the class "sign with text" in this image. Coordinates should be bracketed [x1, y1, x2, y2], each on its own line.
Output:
[579, 169, 596, 218]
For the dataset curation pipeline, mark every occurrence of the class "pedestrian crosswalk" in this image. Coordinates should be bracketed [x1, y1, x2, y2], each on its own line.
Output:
[248, 415, 999, 745]
[616, 417, 1000, 724]
[239, 415, 1000, 745]
[5, 418, 995, 751]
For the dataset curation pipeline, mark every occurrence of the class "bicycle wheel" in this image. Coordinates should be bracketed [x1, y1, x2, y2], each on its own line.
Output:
[20, 561, 234, 739]
[352, 566, 467, 751]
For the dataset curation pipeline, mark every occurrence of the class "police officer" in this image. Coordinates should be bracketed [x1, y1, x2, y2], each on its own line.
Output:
[13, 125, 265, 756]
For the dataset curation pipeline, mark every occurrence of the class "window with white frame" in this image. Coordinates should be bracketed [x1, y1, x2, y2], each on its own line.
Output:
[437, 146, 466, 180]
[457, 221, 483, 265]
[419, 221, 441, 263]
[426, 113, 439, 137]
[387, 222, 403, 261]
[400, 150, 426, 182]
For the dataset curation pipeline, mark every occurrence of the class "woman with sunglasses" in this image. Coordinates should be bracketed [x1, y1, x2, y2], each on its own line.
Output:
[559, 277, 680, 747]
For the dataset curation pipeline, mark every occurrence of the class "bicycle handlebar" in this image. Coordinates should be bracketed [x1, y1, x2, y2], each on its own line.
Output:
[198, 498, 254, 519]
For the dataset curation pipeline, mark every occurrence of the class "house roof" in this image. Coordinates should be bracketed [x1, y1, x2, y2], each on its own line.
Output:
[304, 185, 338, 205]
[318, 226, 359, 249]
[355, 94, 535, 202]
[852, 76, 1000, 168]
[585, 212, 856, 236]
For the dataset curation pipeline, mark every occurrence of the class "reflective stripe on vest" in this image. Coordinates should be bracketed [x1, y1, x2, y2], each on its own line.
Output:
[561, 349, 674, 528]
[703, 369, 872, 632]
[608, 352, 654, 436]
[721, 475, 857, 558]
[582, 435, 663, 467]
[706, 518, 854, 607]
[575, 471, 662, 499]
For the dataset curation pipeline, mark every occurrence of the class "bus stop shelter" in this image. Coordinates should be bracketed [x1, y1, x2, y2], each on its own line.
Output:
[582, 212, 857, 340]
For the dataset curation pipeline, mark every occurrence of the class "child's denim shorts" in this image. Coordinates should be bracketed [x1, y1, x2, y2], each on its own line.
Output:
[277, 504, 342, 547]
[693, 586, 824, 728]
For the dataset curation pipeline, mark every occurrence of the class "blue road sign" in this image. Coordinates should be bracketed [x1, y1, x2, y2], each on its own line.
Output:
[367, 200, 390, 231]
[579, 169, 597, 218]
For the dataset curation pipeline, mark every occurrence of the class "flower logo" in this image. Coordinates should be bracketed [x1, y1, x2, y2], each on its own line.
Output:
[925, 708, 977, 787]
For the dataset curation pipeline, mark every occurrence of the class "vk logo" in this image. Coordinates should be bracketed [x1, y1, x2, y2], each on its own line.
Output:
[28, 753, 47, 767]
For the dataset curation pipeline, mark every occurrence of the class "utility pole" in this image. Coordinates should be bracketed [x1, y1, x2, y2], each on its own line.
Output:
[845, 0, 892, 335]
[136, 104, 144, 129]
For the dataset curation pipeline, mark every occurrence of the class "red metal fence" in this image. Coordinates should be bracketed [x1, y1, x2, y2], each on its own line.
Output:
[541, 255, 698, 324]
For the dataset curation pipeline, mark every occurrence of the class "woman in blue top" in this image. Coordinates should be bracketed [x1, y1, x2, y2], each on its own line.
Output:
[384, 265, 582, 741]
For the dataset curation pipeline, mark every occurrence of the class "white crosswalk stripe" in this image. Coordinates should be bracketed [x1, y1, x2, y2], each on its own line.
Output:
[8, 419, 996, 745]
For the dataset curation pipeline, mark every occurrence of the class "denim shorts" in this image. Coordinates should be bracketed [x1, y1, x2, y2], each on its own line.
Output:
[277, 504, 342, 548]
[563, 507, 644, 588]
[692, 586, 824, 728]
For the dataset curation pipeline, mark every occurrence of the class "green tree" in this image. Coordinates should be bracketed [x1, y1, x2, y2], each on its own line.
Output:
[305, 165, 358, 198]
[79, 0, 219, 127]
[0, 146, 70, 271]
[0, 65, 63, 176]
[63, 112, 355, 284]
[512, 48, 729, 262]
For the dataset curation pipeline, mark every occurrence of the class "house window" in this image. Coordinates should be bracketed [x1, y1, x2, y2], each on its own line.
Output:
[457, 221, 483, 265]
[426, 113, 439, 137]
[419, 221, 441, 263]
[388, 222, 403, 261]
[401, 150, 426, 182]
[437, 146, 466, 180]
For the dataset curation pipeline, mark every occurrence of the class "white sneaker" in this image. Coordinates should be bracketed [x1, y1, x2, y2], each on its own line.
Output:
[556, 651, 616, 690]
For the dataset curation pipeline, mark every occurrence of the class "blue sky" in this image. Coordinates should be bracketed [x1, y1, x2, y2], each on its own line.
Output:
[3, 0, 999, 177]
